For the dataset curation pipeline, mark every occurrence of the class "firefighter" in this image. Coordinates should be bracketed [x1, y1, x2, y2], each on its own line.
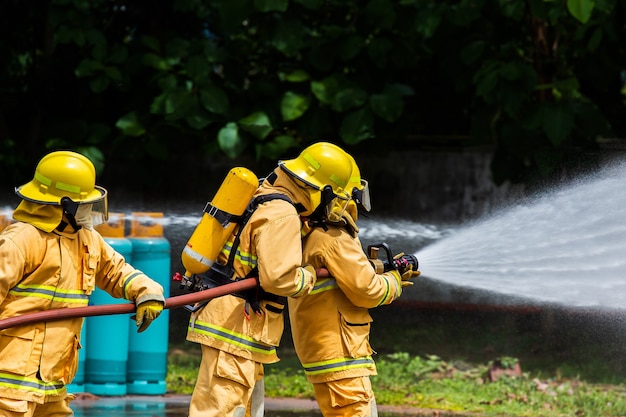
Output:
[0, 151, 165, 416]
[288, 157, 420, 417]
[186, 142, 356, 417]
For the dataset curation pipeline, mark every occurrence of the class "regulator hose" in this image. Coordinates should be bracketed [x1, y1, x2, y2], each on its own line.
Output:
[0, 268, 330, 330]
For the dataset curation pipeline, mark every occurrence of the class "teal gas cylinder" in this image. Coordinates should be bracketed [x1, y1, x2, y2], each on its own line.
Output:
[126, 212, 171, 395]
[84, 214, 131, 396]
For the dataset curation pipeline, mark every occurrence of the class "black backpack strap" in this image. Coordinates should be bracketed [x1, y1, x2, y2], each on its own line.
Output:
[203, 202, 245, 227]
[229, 194, 294, 316]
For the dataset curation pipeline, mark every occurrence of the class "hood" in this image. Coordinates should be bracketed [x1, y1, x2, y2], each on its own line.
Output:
[13, 200, 63, 232]
[257, 167, 315, 215]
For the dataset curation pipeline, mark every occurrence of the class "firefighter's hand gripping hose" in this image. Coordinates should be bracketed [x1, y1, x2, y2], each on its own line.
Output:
[393, 252, 421, 287]
[132, 300, 164, 333]
[302, 263, 317, 282]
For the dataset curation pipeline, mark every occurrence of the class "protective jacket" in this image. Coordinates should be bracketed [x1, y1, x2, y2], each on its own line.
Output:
[0, 220, 165, 404]
[288, 214, 402, 383]
[186, 168, 316, 364]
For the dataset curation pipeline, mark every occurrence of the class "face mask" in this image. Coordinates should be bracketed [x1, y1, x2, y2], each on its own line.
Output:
[327, 197, 351, 224]
[75, 204, 94, 230]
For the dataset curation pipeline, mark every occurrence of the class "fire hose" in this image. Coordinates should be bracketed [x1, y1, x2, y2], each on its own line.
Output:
[0, 268, 329, 330]
[0, 244, 418, 330]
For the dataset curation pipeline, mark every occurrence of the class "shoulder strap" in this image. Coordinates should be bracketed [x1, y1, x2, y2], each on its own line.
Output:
[225, 193, 295, 269]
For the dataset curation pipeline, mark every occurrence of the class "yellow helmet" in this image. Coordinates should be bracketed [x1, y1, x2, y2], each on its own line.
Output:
[15, 151, 109, 227]
[326, 155, 370, 225]
[16, 151, 106, 204]
[278, 142, 353, 199]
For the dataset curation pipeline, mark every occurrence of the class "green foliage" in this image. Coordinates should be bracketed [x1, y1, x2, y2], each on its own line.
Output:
[264, 357, 315, 399]
[0, 0, 624, 187]
[492, 356, 520, 370]
[165, 346, 202, 395]
[166, 345, 626, 416]
[370, 352, 626, 416]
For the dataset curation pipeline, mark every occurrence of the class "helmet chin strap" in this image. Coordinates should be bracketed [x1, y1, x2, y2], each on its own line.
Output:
[306, 185, 338, 231]
[59, 196, 81, 231]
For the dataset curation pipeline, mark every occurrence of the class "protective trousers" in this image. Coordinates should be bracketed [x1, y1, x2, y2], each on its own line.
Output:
[188, 345, 264, 417]
[312, 377, 378, 417]
[0, 396, 73, 417]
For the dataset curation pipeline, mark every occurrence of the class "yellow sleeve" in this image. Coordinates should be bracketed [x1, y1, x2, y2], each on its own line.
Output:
[90, 231, 165, 304]
[311, 227, 402, 307]
[255, 209, 314, 298]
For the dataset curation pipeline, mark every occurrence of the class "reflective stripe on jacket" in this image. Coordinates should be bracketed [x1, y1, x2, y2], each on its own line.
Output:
[187, 171, 316, 364]
[288, 222, 401, 383]
[0, 222, 165, 403]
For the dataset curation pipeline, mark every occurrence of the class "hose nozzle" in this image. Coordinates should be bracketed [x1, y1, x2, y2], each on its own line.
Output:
[367, 242, 419, 274]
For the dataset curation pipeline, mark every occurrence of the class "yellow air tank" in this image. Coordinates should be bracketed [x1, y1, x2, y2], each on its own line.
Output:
[181, 167, 259, 279]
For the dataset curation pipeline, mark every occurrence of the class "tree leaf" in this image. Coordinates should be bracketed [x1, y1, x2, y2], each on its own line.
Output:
[142, 53, 171, 71]
[141, 36, 161, 52]
[217, 122, 244, 158]
[370, 92, 404, 123]
[279, 70, 311, 82]
[475, 70, 499, 102]
[256, 134, 298, 159]
[116, 112, 146, 137]
[75, 59, 103, 78]
[163, 87, 195, 120]
[89, 76, 110, 93]
[239, 112, 273, 139]
[587, 27, 603, 51]
[272, 19, 307, 56]
[311, 77, 339, 105]
[567, 0, 595, 24]
[185, 108, 214, 130]
[339, 108, 375, 144]
[281, 91, 310, 121]
[200, 85, 230, 115]
[186, 55, 213, 82]
[337, 35, 364, 62]
[333, 88, 368, 112]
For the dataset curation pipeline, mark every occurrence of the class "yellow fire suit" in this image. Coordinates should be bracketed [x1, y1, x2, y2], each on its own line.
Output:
[0, 204, 165, 413]
[288, 208, 403, 417]
[187, 168, 316, 417]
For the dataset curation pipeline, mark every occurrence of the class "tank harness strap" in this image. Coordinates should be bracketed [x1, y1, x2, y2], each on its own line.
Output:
[186, 193, 293, 315]
[238, 266, 287, 316]
[204, 202, 244, 227]
[232, 194, 292, 316]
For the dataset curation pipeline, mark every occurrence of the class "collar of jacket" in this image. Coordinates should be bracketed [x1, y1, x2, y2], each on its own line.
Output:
[257, 168, 314, 215]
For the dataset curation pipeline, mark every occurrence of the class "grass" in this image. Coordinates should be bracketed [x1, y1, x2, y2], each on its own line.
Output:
[166, 304, 626, 416]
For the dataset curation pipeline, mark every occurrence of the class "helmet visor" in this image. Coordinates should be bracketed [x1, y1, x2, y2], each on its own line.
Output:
[71, 187, 108, 229]
[90, 191, 109, 225]
[352, 179, 371, 212]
